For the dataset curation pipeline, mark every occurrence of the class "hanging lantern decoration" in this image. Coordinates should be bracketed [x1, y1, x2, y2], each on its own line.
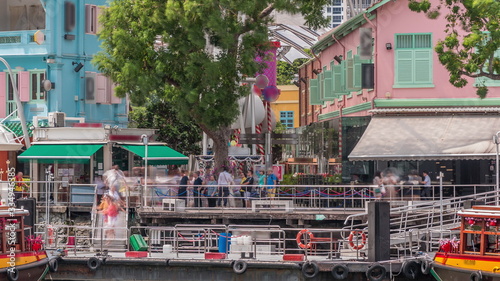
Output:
[262, 85, 280, 102]
[466, 217, 476, 225]
[255, 74, 269, 89]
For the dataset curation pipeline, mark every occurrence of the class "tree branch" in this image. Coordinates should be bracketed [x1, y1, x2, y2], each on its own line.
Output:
[240, 3, 275, 35]
[459, 70, 500, 80]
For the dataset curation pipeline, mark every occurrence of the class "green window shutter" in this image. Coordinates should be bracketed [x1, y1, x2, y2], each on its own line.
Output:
[322, 70, 334, 100]
[333, 64, 346, 97]
[414, 50, 432, 84]
[318, 71, 324, 100]
[330, 60, 336, 70]
[309, 78, 323, 105]
[395, 50, 414, 84]
[346, 56, 354, 90]
[394, 33, 433, 87]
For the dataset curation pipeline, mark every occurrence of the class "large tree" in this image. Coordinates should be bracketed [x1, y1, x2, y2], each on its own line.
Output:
[129, 97, 202, 156]
[409, 0, 500, 98]
[94, 0, 328, 171]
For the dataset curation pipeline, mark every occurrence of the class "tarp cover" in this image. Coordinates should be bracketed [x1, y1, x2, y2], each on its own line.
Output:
[348, 115, 500, 161]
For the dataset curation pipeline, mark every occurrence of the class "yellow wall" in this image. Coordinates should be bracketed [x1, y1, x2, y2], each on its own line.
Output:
[271, 85, 300, 128]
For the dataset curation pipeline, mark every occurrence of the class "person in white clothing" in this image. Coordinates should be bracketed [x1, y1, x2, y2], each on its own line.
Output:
[217, 166, 233, 207]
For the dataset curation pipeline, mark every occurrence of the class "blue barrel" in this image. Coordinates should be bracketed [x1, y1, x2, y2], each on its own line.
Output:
[218, 233, 231, 253]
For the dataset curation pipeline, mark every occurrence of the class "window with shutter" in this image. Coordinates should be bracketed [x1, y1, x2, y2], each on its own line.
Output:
[30, 71, 45, 101]
[6, 72, 17, 117]
[18, 71, 30, 102]
[475, 33, 500, 87]
[95, 73, 109, 104]
[318, 70, 324, 102]
[280, 111, 294, 128]
[309, 79, 323, 105]
[353, 55, 372, 89]
[394, 33, 434, 88]
[346, 50, 354, 90]
[322, 70, 335, 100]
[85, 72, 96, 102]
[85, 5, 97, 34]
[333, 64, 346, 98]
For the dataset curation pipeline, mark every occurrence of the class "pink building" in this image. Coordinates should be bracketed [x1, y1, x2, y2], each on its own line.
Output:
[297, 0, 500, 185]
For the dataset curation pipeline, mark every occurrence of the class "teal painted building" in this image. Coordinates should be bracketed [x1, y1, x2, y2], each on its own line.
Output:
[0, 0, 127, 127]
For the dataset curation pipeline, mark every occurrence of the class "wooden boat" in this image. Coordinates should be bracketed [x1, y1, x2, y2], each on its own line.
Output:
[431, 205, 500, 281]
[0, 206, 51, 281]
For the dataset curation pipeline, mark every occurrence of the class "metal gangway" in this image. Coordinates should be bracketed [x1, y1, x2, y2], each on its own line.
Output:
[343, 189, 500, 254]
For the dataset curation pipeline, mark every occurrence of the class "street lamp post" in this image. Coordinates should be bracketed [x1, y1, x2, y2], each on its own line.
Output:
[142, 134, 148, 207]
[494, 132, 500, 205]
[0, 57, 31, 148]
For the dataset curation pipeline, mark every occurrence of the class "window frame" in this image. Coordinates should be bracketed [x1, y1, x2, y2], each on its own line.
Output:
[393, 33, 435, 88]
[280, 111, 294, 128]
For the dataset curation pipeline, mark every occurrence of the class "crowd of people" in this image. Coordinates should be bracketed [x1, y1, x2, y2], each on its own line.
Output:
[372, 169, 433, 200]
[160, 166, 279, 208]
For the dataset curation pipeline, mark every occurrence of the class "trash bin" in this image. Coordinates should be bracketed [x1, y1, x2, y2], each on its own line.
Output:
[218, 233, 231, 253]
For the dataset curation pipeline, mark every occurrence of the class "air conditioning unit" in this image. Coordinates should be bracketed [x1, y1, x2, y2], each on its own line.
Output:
[48, 112, 66, 127]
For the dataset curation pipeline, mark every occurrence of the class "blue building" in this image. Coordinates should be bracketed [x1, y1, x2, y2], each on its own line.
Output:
[0, 0, 130, 178]
[0, 0, 128, 127]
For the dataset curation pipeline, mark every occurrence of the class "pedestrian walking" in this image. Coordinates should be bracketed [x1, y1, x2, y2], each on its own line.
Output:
[217, 166, 233, 207]
[420, 171, 432, 200]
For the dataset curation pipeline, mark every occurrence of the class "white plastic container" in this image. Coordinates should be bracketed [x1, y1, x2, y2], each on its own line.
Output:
[163, 244, 172, 253]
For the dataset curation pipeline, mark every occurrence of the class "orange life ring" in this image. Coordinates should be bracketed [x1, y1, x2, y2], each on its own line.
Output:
[348, 231, 366, 250]
[296, 229, 314, 249]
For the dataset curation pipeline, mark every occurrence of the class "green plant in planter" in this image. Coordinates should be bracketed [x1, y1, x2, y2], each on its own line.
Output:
[281, 174, 298, 186]
[325, 174, 342, 185]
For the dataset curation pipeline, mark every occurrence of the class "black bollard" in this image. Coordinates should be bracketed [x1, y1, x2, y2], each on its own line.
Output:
[368, 201, 390, 262]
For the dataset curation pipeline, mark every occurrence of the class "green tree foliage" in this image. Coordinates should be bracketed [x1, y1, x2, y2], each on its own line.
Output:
[94, 0, 329, 170]
[129, 98, 202, 156]
[409, 0, 500, 98]
[277, 58, 309, 85]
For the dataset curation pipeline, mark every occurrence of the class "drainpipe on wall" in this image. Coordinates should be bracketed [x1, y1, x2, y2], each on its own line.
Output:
[331, 34, 346, 58]
[338, 95, 346, 176]
[363, 13, 378, 110]
[312, 51, 322, 73]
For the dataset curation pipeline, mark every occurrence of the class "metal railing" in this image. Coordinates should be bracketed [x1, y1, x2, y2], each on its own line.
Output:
[343, 189, 500, 254]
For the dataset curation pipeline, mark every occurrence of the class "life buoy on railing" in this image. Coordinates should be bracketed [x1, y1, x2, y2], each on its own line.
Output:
[366, 264, 386, 281]
[7, 268, 19, 281]
[348, 231, 366, 250]
[296, 229, 314, 249]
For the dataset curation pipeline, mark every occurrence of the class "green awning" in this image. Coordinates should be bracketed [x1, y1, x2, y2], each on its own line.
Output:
[18, 144, 103, 163]
[120, 144, 188, 165]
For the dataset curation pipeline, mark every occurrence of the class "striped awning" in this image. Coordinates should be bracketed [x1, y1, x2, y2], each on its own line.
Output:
[349, 115, 500, 161]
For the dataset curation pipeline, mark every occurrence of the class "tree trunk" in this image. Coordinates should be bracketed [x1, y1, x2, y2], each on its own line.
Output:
[203, 125, 231, 174]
